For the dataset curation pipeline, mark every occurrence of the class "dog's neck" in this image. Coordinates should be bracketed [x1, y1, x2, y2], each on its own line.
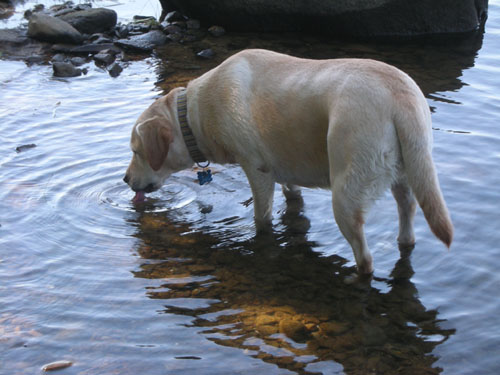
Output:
[177, 89, 208, 164]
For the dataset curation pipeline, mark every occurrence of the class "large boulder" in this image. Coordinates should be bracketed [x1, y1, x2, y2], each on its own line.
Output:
[163, 0, 488, 38]
[58, 8, 117, 34]
[28, 13, 83, 44]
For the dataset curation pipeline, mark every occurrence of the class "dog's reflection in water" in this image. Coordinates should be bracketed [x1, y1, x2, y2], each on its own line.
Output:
[131, 194, 455, 375]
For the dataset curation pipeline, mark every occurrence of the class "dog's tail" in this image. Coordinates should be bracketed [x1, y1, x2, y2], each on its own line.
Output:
[394, 96, 453, 248]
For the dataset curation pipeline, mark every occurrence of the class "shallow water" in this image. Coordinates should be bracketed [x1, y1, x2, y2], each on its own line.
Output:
[1, 1, 500, 374]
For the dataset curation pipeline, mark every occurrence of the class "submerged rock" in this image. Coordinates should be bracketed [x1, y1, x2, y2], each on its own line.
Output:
[42, 360, 72, 372]
[196, 48, 215, 59]
[28, 13, 83, 44]
[279, 319, 309, 342]
[208, 25, 225, 37]
[58, 8, 117, 34]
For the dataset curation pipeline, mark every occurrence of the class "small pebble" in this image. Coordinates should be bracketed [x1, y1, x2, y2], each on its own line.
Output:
[196, 48, 215, 59]
[42, 360, 72, 372]
[70, 57, 87, 66]
[108, 62, 123, 78]
[94, 52, 115, 66]
[15, 144, 36, 153]
[51, 53, 66, 63]
[208, 25, 225, 37]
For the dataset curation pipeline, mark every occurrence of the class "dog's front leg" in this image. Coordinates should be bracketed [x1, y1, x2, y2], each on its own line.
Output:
[241, 164, 275, 233]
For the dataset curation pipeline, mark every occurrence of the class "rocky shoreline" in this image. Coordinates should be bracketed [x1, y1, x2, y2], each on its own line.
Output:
[0, 1, 225, 78]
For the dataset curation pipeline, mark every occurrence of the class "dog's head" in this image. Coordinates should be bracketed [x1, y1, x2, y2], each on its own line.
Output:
[123, 90, 193, 200]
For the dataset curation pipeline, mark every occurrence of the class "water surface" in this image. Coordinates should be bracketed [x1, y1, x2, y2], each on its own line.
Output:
[1, 1, 500, 374]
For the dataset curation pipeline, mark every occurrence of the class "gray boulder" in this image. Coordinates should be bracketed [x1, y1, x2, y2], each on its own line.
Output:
[28, 13, 83, 44]
[58, 8, 117, 34]
[164, 0, 488, 38]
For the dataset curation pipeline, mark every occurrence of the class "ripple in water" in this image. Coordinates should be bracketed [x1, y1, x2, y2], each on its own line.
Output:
[101, 176, 197, 213]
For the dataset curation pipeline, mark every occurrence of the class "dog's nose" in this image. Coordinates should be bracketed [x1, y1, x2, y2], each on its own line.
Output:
[123, 174, 130, 184]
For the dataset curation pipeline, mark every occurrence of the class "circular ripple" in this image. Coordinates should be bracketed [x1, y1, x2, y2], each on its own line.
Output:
[101, 177, 198, 214]
[50, 168, 199, 240]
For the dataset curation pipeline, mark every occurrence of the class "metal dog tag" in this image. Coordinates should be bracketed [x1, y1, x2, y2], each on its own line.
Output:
[197, 169, 212, 185]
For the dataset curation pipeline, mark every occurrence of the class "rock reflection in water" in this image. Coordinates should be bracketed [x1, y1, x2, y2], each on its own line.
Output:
[131, 197, 455, 375]
[153, 26, 484, 108]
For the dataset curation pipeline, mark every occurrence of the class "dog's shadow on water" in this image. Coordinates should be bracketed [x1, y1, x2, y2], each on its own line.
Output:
[129, 196, 455, 375]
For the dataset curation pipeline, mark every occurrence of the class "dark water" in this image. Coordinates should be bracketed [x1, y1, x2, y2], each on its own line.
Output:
[1, 1, 500, 374]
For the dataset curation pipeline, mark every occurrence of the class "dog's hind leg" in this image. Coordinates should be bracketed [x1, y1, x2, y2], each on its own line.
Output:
[391, 179, 417, 248]
[241, 165, 276, 233]
[331, 176, 374, 274]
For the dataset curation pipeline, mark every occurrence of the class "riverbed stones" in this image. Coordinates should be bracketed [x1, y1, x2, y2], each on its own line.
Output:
[28, 14, 83, 44]
[58, 8, 117, 34]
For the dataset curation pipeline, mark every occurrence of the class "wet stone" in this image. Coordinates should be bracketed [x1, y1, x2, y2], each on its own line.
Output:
[319, 321, 350, 336]
[51, 53, 66, 62]
[70, 56, 87, 66]
[89, 33, 113, 44]
[279, 319, 309, 342]
[115, 30, 167, 52]
[58, 8, 118, 35]
[15, 144, 37, 153]
[255, 314, 279, 335]
[163, 24, 183, 35]
[196, 48, 215, 59]
[94, 52, 115, 66]
[208, 25, 225, 37]
[115, 24, 129, 38]
[107, 62, 123, 78]
[28, 13, 83, 44]
[52, 62, 85, 77]
[133, 15, 156, 22]
[166, 11, 186, 23]
[42, 360, 72, 372]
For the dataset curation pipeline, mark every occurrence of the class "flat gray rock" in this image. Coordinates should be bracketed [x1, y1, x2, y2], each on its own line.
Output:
[115, 30, 167, 52]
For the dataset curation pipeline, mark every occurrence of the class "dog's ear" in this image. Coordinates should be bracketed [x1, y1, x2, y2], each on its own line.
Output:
[137, 116, 172, 171]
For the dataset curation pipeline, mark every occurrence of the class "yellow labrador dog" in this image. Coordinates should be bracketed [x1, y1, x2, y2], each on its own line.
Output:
[124, 49, 453, 274]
